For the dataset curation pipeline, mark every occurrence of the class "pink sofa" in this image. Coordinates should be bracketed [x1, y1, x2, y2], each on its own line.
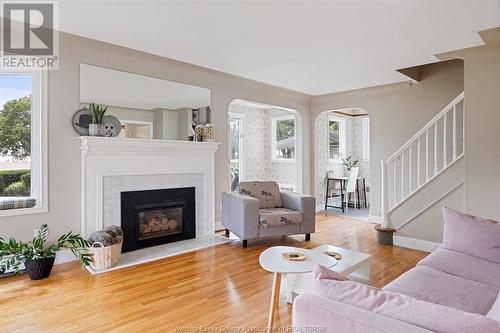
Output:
[292, 208, 500, 332]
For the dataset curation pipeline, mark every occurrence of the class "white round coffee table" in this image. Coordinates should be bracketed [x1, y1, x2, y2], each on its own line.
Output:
[259, 246, 337, 331]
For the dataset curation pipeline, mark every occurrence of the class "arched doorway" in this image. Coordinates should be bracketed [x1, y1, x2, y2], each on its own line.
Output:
[314, 108, 370, 219]
[227, 99, 302, 193]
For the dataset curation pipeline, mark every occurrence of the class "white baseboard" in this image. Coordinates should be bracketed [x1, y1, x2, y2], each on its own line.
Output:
[393, 235, 440, 253]
[54, 248, 77, 264]
[214, 221, 223, 232]
[367, 215, 383, 224]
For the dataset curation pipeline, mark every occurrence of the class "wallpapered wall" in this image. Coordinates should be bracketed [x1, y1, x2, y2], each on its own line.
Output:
[228, 103, 297, 189]
[315, 112, 370, 209]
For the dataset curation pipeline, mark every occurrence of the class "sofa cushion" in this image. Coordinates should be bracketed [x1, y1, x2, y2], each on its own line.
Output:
[418, 247, 500, 289]
[313, 265, 500, 333]
[259, 208, 302, 228]
[383, 265, 498, 315]
[239, 181, 282, 208]
[442, 207, 500, 263]
[488, 292, 500, 324]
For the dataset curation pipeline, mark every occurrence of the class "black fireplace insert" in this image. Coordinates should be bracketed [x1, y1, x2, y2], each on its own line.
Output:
[120, 187, 195, 252]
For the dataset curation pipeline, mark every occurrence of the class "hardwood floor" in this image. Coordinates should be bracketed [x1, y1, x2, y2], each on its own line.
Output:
[0, 214, 427, 333]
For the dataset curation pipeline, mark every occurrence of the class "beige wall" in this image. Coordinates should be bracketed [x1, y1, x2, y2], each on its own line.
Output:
[462, 47, 500, 220]
[310, 60, 464, 219]
[0, 32, 311, 242]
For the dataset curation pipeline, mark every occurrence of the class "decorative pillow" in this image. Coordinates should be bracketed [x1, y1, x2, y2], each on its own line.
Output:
[239, 181, 282, 208]
[313, 264, 500, 333]
[488, 292, 500, 324]
[259, 208, 303, 228]
[442, 207, 500, 263]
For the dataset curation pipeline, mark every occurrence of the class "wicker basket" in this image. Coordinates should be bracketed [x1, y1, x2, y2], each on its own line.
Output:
[89, 241, 122, 271]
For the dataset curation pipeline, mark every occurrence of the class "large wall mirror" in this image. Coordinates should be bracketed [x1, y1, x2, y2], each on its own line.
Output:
[79, 64, 211, 140]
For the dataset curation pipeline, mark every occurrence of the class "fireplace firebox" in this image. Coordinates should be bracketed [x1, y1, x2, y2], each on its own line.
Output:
[121, 187, 195, 252]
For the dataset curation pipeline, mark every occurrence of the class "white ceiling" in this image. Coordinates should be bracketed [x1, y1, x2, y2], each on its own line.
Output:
[80, 64, 210, 110]
[60, 0, 500, 95]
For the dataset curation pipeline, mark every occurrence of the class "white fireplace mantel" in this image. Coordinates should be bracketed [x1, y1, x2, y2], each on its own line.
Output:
[79, 136, 219, 238]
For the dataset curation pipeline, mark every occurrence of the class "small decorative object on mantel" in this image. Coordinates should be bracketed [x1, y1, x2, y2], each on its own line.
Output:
[194, 124, 205, 141]
[102, 115, 121, 137]
[282, 252, 306, 262]
[324, 251, 342, 260]
[88, 102, 108, 136]
[0, 224, 92, 280]
[72, 108, 92, 135]
[87, 225, 123, 271]
[204, 123, 216, 142]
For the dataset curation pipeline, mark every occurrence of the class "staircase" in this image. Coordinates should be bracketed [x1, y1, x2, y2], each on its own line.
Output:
[380, 92, 465, 231]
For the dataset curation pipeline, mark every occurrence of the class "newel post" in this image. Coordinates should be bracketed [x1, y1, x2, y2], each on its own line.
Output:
[380, 160, 389, 228]
[376, 159, 395, 245]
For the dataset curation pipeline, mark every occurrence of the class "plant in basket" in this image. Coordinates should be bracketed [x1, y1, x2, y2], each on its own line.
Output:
[0, 224, 93, 280]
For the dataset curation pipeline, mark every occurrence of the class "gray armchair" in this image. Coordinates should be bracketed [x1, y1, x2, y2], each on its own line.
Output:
[222, 181, 315, 247]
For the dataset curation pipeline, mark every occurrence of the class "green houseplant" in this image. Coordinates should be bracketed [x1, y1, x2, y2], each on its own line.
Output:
[87, 103, 108, 136]
[342, 156, 359, 172]
[0, 224, 93, 280]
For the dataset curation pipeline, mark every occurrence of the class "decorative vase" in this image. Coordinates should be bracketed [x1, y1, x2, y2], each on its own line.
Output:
[194, 125, 206, 141]
[204, 124, 215, 142]
[88, 123, 104, 136]
[374, 224, 395, 245]
[24, 257, 55, 280]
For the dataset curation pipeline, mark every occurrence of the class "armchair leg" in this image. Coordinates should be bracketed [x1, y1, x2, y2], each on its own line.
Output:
[242, 240, 248, 248]
[225, 229, 230, 237]
[305, 233, 311, 241]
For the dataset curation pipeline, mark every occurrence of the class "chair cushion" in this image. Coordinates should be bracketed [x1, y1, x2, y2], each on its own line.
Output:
[239, 181, 282, 208]
[383, 265, 499, 315]
[259, 208, 303, 228]
[417, 247, 500, 289]
[442, 207, 500, 263]
[313, 264, 500, 333]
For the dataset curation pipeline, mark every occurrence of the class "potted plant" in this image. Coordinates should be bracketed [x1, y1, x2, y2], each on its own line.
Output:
[342, 156, 359, 172]
[0, 224, 93, 280]
[87, 102, 108, 136]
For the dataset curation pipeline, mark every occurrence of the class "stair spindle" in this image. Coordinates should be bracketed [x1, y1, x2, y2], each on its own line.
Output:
[417, 138, 421, 187]
[452, 106, 457, 160]
[434, 122, 438, 174]
[401, 152, 405, 201]
[443, 112, 448, 167]
[425, 130, 429, 181]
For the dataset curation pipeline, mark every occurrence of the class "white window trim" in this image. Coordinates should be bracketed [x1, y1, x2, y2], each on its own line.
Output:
[0, 70, 48, 217]
[328, 114, 346, 164]
[228, 112, 246, 186]
[271, 114, 296, 163]
[361, 116, 370, 161]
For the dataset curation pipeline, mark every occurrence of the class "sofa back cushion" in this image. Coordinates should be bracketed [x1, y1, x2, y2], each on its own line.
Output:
[313, 264, 500, 333]
[442, 207, 500, 263]
[239, 181, 282, 208]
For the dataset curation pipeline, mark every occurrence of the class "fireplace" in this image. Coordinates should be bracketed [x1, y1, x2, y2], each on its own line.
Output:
[120, 187, 196, 252]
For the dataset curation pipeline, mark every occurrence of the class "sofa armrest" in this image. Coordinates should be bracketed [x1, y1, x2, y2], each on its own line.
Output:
[281, 191, 315, 234]
[292, 294, 433, 333]
[221, 192, 260, 240]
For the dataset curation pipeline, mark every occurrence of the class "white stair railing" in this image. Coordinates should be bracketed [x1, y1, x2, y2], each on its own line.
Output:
[380, 92, 464, 228]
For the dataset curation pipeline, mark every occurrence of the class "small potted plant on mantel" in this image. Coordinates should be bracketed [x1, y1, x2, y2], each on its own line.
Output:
[88, 102, 108, 136]
[0, 224, 93, 280]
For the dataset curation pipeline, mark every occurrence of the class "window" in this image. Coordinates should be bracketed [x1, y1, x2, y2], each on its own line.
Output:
[361, 117, 370, 160]
[0, 71, 47, 215]
[271, 115, 295, 161]
[328, 115, 345, 162]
